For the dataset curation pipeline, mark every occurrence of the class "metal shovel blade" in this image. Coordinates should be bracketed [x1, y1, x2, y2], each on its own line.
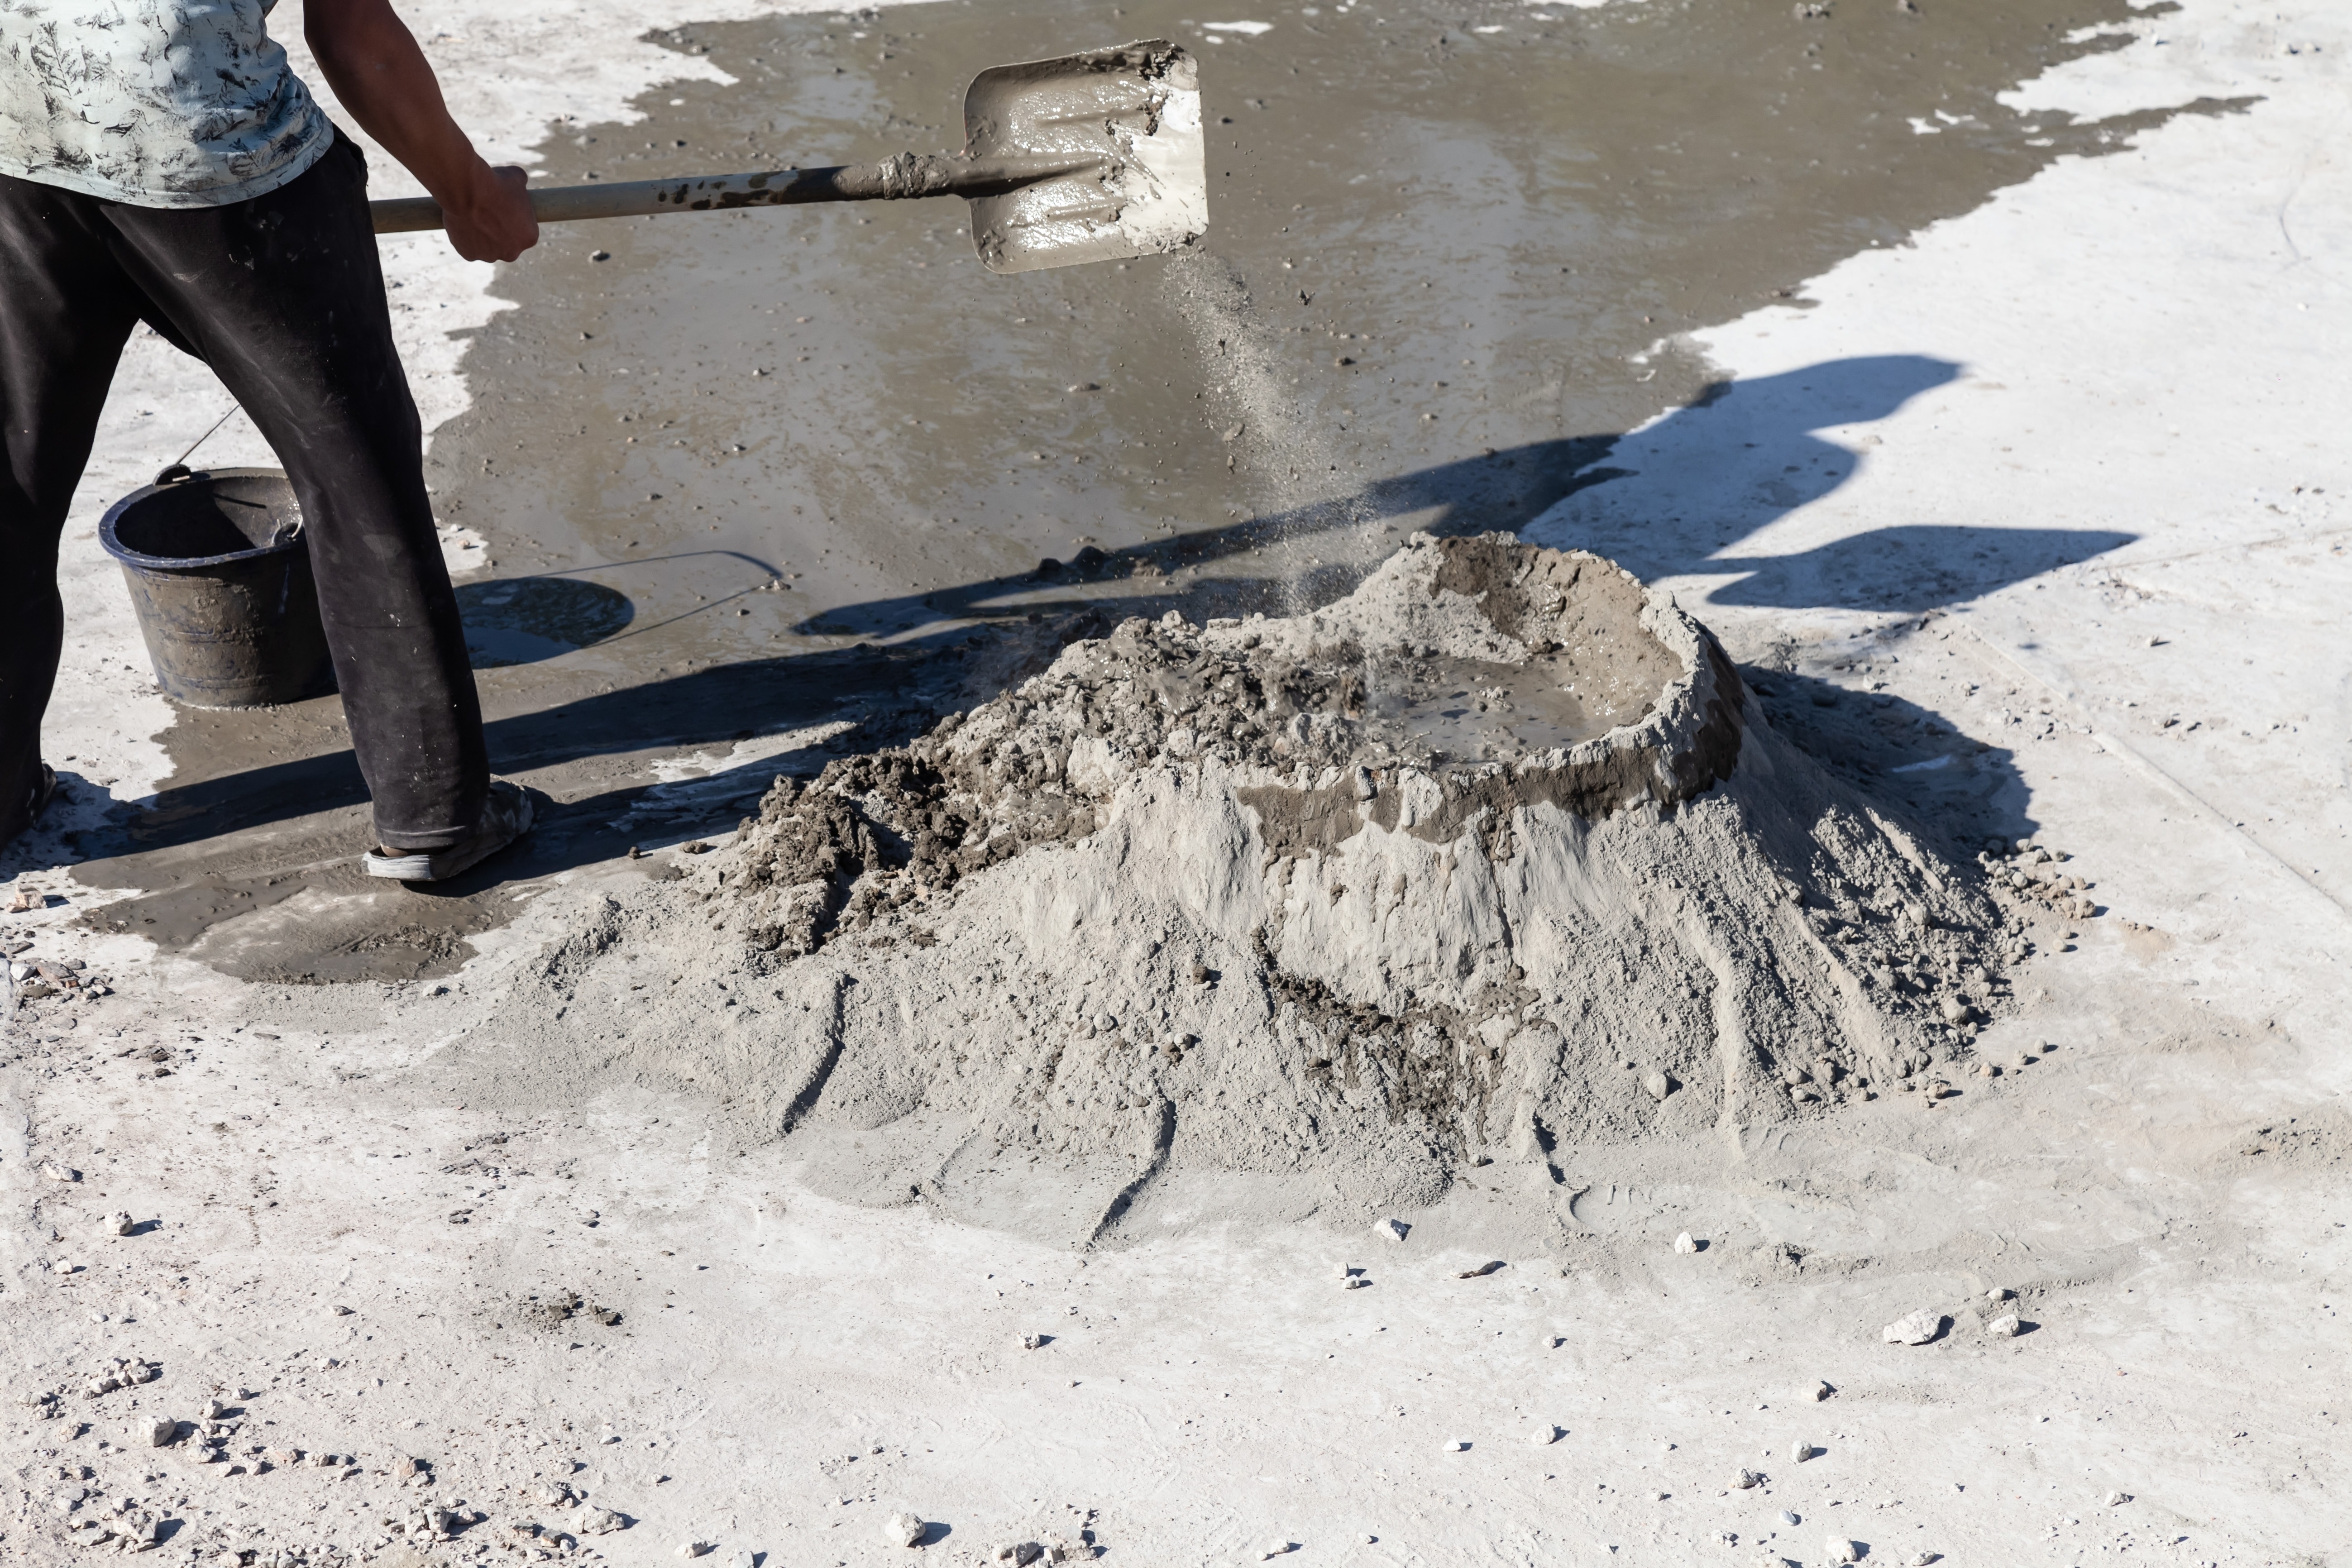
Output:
[962, 39, 1207, 275]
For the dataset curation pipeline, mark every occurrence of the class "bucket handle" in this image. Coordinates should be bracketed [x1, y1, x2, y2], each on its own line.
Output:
[148, 464, 305, 548]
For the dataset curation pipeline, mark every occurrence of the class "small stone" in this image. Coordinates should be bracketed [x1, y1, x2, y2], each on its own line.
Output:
[678, 1543, 712, 1558]
[1444, 1437, 1470, 1452]
[1457, 1260, 1503, 1278]
[1531, 1425, 1559, 1446]
[1789, 1439, 1814, 1463]
[992, 1545, 1042, 1566]
[1673, 1232, 1698, 1255]
[1377, 1217, 1409, 1243]
[1020, 1333, 1045, 1350]
[1810, 1380, 1833, 1401]
[393, 1455, 429, 1484]
[1732, 1468, 1761, 1489]
[1883, 1309, 1945, 1345]
[1987, 1313, 2022, 1337]
[147, 1417, 177, 1447]
[264, 1445, 299, 1466]
[2105, 1490, 2131, 1506]
[583, 1506, 626, 1535]
[1987, 1287, 2011, 1302]
[1093, 1013, 1117, 1032]
[306, 1451, 339, 1468]
[1779, 1510, 1801, 1526]
[205, 1398, 230, 1420]
[103, 1212, 133, 1237]
[1259, 1543, 1295, 1561]
[1642, 1071, 1674, 1101]
[39, 1162, 79, 1183]
[1939, 996, 1970, 1025]
[1908, 1554, 1941, 1566]
[882, 1511, 924, 1547]
[331, 1304, 354, 1316]
[1341, 1275, 1367, 1290]
[1825, 1538, 1860, 1564]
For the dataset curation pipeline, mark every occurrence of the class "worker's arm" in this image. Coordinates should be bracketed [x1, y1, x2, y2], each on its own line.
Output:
[302, 0, 537, 262]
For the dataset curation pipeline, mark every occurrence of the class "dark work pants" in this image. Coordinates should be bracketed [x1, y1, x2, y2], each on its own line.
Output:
[0, 131, 487, 850]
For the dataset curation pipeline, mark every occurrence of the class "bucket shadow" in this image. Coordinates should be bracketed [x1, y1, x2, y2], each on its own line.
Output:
[457, 576, 635, 668]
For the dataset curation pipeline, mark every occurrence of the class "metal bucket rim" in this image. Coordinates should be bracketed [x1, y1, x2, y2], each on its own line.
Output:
[99, 467, 305, 572]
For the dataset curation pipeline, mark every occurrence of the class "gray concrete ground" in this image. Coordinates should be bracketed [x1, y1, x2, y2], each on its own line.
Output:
[5, 1, 2347, 1564]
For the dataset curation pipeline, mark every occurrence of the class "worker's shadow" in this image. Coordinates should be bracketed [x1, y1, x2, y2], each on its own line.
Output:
[1513, 355, 2137, 611]
[61, 354, 2121, 885]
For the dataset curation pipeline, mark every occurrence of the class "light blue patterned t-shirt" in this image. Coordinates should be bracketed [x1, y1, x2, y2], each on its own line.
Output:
[0, 0, 332, 207]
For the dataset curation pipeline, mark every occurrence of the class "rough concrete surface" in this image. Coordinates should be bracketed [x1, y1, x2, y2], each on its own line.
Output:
[5, 0, 2349, 1566]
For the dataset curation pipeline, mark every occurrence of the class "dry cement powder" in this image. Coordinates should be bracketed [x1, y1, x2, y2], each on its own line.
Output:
[465, 535, 2006, 1242]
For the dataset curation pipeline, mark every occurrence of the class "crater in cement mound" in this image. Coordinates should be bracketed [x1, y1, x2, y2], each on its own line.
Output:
[483, 536, 2009, 1243]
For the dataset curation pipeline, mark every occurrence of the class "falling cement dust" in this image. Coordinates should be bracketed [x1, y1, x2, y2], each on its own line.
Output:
[454, 536, 2009, 1244]
[1163, 251, 1385, 611]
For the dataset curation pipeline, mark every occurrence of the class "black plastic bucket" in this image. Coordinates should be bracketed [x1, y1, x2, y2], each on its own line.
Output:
[99, 467, 336, 708]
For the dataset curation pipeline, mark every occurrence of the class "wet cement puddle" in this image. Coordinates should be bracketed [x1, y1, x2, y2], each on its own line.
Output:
[72, 0, 2238, 979]
[1360, 650, 1627, 761]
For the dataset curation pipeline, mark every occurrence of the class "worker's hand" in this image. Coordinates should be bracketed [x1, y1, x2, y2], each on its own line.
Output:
[305, 0, 538, 259]
[441, 162, 538, 263]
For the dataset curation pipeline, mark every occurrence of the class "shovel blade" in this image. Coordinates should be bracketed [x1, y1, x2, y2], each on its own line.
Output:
[963, 39, 1207, 274]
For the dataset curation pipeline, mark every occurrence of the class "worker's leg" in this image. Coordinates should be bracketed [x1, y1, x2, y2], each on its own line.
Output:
[99, 133, 490, 851]
[0, 176, 147, 846]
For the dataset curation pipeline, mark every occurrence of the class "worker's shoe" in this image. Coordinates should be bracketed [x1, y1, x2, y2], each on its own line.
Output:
[1, 763, 57, 851]
[362, 780, 534, 884]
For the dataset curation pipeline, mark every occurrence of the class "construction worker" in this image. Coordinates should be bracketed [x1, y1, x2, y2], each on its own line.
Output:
[1, 0, 536, 879]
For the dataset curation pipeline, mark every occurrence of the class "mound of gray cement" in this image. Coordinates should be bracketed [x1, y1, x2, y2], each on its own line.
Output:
[475, 536, 2007, 1240]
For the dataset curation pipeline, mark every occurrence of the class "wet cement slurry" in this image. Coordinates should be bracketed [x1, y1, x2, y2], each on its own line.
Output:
[73, 0, 2239, 979]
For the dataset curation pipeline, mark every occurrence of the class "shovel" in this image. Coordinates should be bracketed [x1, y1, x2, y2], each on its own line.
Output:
[369, 39, 1206, 273]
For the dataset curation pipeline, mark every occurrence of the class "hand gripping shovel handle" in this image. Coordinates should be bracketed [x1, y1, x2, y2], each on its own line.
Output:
[368, 152, 1100, 234]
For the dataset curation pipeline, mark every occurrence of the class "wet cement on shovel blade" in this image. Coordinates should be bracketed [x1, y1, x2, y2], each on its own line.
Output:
[69, 0, 2240, 978]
